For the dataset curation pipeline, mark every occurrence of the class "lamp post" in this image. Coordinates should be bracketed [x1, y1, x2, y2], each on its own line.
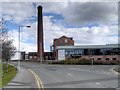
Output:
[89, 49, 94, 68]
[92, 58, 94, 66]
[18, 25, 31, 70]
[90, 56, 94, 68]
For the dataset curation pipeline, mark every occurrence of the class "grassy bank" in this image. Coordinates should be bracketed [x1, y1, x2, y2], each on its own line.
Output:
[0, 63, 17, 88]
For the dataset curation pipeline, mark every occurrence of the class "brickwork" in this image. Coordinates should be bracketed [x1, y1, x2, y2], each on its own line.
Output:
[53, 36, 74, 51]
[53, 36, 74, 60]
[37, 6, 44, 61]
[81, 55, 119, 61]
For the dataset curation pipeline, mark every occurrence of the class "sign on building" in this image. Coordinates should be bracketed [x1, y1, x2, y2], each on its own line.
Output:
[58, 50, 65, 60]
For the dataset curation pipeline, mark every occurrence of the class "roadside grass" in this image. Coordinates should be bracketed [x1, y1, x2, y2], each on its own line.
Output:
[0, 63, 2, 88]
[0, 63, 17, 88]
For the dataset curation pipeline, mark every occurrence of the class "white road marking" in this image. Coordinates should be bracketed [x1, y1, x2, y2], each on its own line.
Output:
[96, 82, 101, 85]
[102, 71, 110, 74]
[67, 73, 73, 76]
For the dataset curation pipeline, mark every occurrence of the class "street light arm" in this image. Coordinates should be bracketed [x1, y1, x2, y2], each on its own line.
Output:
[26, 26, 31, 28]
[19, 25, 31, 28]
[18, 25, 31, 70]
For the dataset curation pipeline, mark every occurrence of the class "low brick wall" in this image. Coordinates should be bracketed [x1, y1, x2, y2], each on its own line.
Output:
[81, 55, 119, 61]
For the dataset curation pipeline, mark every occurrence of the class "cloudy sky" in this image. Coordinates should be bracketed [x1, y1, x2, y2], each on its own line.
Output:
[0, 0, 119, 53]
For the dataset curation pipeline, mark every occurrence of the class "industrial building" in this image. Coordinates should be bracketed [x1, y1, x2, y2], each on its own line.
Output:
[20, 5, 119, 62]
[52, 35, 74, 60]
[56, 44, 119, 61]
[21, 35, 74, 61]
[21, 35, 119, 62]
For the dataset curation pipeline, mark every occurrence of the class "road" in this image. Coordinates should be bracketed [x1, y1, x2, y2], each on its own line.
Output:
[6, 61, 119, 89]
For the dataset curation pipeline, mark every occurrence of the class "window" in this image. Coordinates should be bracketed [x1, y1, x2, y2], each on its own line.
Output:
[105, 58, 109, 60]
[65, 51, 68, 55]
[29, 56, 32, 59]
[112, 58, 117, 60]
[65, 39, 67, 43]
[97, 58, 101, 60]
[34, 56, 37, 59]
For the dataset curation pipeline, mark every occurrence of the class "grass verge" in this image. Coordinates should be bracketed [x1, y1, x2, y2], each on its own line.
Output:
[0, 63, 17, 88]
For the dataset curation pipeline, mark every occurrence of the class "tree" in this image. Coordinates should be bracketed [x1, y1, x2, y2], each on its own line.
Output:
[0, 18, 16, 73]
[2, 40, 16, 61]
[2, 40, 16, 73]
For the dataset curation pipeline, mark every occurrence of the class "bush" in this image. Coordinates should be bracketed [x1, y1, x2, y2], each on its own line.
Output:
[49, 59, 92, 65]
[47, 59, 119, 65]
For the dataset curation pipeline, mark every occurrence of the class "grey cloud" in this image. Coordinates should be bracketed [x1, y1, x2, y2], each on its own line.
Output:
[36, 2, 118, 26]
[62, 2, 118, 26]
[2, 2, 35, 24]
[2, 2, 113, 26]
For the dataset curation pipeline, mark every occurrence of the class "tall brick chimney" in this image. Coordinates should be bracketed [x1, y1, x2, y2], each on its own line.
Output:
[37, 6, 44, 61]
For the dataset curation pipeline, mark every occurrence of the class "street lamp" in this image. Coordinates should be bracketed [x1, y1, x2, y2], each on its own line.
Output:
[18, 25, 31, 70]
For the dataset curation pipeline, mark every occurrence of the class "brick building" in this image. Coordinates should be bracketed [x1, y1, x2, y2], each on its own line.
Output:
[53, 35, 74, 60]
[28, 52, 37, 61]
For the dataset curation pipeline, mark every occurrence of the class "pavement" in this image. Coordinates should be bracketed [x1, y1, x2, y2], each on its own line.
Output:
[2, 61, 120, 90]
[2, 65, 37, 90]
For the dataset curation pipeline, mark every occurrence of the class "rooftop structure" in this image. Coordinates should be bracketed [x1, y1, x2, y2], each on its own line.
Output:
[57, 44, 119, 50]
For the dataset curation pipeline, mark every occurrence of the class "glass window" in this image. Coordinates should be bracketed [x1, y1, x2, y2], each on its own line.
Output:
[30, 56, 32, 59]
[105, 58, 109, 60]
[65, 39, 67, 43]
[112, 58, 117, 60]
[97, 58, 101, 60]
[65, 51, 68, 55]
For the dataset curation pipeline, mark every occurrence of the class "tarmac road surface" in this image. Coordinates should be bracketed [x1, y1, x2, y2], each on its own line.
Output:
[3, 61, 119, 90]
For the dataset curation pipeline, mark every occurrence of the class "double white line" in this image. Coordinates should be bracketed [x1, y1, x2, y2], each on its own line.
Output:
[28, 69, 44, 90]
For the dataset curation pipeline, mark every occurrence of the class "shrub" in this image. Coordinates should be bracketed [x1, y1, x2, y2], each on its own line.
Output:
[47, 59, 119, 65]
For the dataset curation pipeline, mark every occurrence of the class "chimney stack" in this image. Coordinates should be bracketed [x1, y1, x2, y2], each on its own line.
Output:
[37, 6, 44, 61]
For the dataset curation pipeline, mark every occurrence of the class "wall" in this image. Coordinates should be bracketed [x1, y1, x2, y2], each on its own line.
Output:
[53, 36, 74, 60]
[81, 55, 119, 61]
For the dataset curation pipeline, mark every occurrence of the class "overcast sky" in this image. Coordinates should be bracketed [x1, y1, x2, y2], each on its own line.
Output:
[0, 0, 119, 52]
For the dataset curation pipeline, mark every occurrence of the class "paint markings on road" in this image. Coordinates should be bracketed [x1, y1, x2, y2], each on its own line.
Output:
[96, 82, 101, 85]
[101, 71, 111, 75]
[28, 69, 44, 90]
[67, 73, 73, 76]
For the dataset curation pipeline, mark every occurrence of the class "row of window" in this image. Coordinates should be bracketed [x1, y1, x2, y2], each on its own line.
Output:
[64, 48, 120, 55]
[65, 50, 84, 55]
[29, 56, 37, 59]
[94, 58, 117, 61]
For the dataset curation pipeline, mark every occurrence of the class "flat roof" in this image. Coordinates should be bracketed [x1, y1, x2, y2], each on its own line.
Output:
[56, 44, 119, 50]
